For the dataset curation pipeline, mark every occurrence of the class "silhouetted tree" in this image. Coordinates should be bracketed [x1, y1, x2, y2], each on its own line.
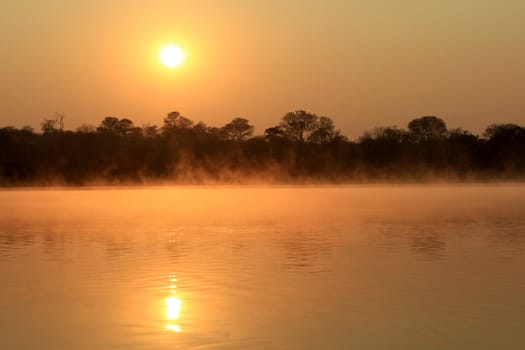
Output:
[308, 116, 342, 144]
[483, 123, 524, 140]
[97, 117, 135, 136]
[192, 121, 208, 135]
[98, 117, 119, 133]
[163, 111, 194, 133]
[222, 117, 254, 141]
[358, 126, 409, 171]
[408, 116, 447, 142]
[449, 127, 474, 138]
[207, 126, 228, 140]
[483, 123, 525, 173]
[264, 126, 286, 141]
[279, 110, 318, 142]
[21, 126, 34, 133]
[142, 123, 159, 137]
[41, 113, 65, 134]
[446, 127, 480, 174]
[119, 119, 134, 134]
[369, 126, 407, 143]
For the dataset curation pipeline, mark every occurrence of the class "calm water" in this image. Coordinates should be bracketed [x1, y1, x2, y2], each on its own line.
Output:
[1, 186, 524, 349]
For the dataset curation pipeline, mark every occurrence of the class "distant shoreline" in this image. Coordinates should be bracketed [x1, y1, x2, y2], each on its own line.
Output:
[2, 114, 524, 186]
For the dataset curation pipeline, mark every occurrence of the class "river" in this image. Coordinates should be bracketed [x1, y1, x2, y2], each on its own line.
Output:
[1, 185, 524, 349]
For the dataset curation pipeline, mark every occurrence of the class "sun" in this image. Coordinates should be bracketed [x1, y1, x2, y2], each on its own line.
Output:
[160, 44, 185, 68]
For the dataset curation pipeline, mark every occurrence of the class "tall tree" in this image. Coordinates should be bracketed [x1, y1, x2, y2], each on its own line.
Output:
[163, 111, 194, 133]
[264, 126, 286, 141]
[97, 117, 135, 136]
[222, 118, 254, 141]
[142, 123, 159, 137]
[483, 124, 524, 141]
[308, 116, 341, 144]
[279, 110, 318, 142]
[407, 116, 447, 142]
[40, 113, 65, 134]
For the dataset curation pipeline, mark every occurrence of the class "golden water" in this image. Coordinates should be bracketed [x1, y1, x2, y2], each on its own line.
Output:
[1, 186, 524, 349]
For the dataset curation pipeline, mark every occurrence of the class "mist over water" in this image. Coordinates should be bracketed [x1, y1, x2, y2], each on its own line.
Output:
[1, 185, 524, 349]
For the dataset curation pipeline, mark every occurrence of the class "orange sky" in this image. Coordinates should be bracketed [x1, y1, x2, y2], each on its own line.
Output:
[1, 0, 524, 137]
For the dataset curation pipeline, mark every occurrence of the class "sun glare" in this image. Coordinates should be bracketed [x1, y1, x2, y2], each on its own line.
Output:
[166, 296, 182, 320]
[160, 44, 185, 68]
[164, 295, 182, 333]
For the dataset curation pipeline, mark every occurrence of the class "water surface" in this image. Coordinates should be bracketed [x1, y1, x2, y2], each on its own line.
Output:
[1, 186, 524, 349]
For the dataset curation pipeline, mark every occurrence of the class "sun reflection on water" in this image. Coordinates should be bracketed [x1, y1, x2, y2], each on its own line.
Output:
[164, 273, 182, 333]
[164, 323, 181, 333]
[166, 295, 182, 320]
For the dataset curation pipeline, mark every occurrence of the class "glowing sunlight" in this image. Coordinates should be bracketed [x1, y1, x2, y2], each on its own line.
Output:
[160, 44, 185, 68]
[164, 273, 182, 333]
[166, 296, 182, 320]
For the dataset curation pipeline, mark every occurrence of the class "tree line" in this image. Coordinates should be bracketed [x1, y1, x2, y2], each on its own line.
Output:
[1, 111, 524, 185]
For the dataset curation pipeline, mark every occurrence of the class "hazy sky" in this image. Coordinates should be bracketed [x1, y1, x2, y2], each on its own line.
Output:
[1, 0, 524, 137]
